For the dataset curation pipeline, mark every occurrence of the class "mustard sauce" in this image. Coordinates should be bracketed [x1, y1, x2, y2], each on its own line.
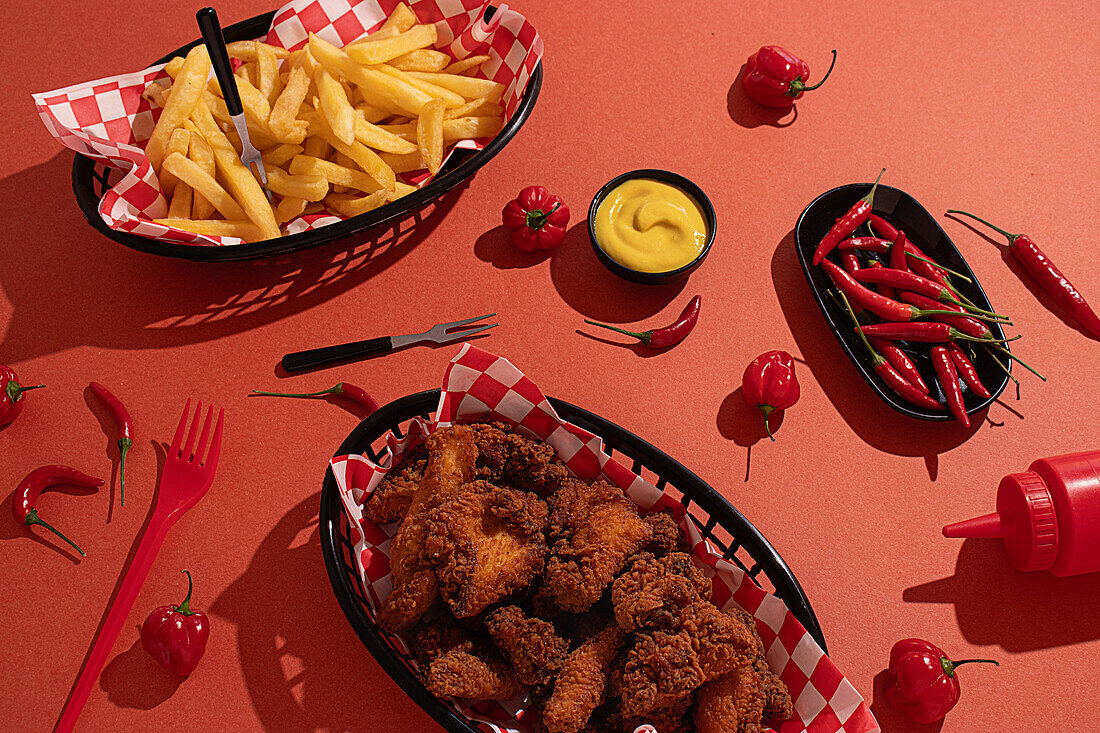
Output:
[593, 178, 708, 273]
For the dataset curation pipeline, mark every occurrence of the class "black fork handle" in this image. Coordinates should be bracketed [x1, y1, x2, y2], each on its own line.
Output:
[281, 336, 394, 373]
[196, 7, 244, 117]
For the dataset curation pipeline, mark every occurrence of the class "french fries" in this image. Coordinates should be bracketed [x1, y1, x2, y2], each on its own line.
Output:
[138, 2, 504, 243]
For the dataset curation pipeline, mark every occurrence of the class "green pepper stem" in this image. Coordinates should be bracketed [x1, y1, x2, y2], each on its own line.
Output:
[860, 168, 886, 205]
[833, 290, 884, 362]
[945, 210, 1018, 244]
[527, 201, 561, 230]
[26, 511, 86, 557]
[984, 347, 1021, 399]
[904, 251, 972, 283]
[942, 657, 1000, 676]
[8, 382, 45, 401]
[583, 320, 652, 345]
[945, 294, 1009, 320]
[175, 570, 196, 616]
[251, 386, 341, 399]
[957, 333, 1020, 344]
[759, 405, 776, 441]
[793, 49, 836, 93]
[118, 438, 131, 507]
[987, 343, 1046, 381]
[918, 309, 1007, 324]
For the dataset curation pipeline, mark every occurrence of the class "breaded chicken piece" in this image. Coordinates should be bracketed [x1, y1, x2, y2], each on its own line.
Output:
[379, 426, 478, 632]
[621, 693, 694, 733]
[543, 626, 626, 733]
[467, 421, 571, 494]
[619, 630, 704, 719]
[693, 658, 766, 733]
[426, 480, 548, 617]
[611, 552, 711, 632]
[409, 620, 478, 667]
[642, 510, 690, 557]
[426, 648, 525, 702]
[486, 605, 569, 687]
[363, 444, 427, 524]
[678, 601, 756, 681]
[728, 608, 793, 722]
[544, 479, 652, 613]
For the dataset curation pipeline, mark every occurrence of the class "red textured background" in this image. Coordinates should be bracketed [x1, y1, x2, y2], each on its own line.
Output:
[2, 1, 1098, 731]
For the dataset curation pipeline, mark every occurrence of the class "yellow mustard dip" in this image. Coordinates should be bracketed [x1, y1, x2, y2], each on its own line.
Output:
[593, 178, 708, 273]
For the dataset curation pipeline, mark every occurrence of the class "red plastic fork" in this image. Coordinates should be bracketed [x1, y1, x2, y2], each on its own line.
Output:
[57, 400, 224, 733]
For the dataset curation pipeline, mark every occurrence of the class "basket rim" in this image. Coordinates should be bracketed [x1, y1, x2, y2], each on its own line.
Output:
[319, 388, 827, 733]
[69, 6, 542, 262]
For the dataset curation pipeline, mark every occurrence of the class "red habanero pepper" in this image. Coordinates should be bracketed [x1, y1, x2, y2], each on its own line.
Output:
[885, 638, 999, 724]
[0, 365, 44, 428]
[822, 261, 995, 324]
[251, 383, 379, 414]
[947, 344, 992, 400]
[12, 466, 103, 557]
[931, 346, 970, 427]
[869, 336, 928, 395]
[502, 186, 570, 253]
[741, 47, 837, 108]
[812, 169, 885, 265]
[88, 382, 133, 507]
[867, 213, 899, 241]
[947, 210, 1100, 340]
[141, 570, 210, 677]
[741, 351, 800, 441]
[584, 295, 700, 349]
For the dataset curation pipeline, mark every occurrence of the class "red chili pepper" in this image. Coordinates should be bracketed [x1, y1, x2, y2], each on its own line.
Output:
[501, 185, 570, 253]
[868, 337, 928, 395]
[867, 260, 896, 300]
[141, 570, 210, 677]
[12, 465, 102, 557]
[88, 382, 133, 508]
[741, 47, 837, 108]
[947, 209, 1100, 340]
[867, 213, 899, 241]
[251, 382, 379, 414]
[812, 169, 885, 265]
[841, 251, 861, 273]
[851, 267, 996, 315]
[897, 291, 991, 339]
[885, 638, 999, 724]
[947, 344, 992, 400]
[0, 365, 44, 428]
[890, 231, 909, 272]
[859, 321, 1009, 344]
[931, 346, 970, 427]
[822, 261, 990, 324]
[741, 350, 800, 441]
[838, 235, 973, 284]
[584, 295, 700, 349]
[837, 236, 892, 253]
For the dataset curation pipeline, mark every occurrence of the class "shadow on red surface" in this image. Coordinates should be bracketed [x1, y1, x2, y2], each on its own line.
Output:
[473, 224, 554, 269]
[99, 637, 183, 709]
[869, 669, 946, 733]
[716, 387, 785, 483]
[903, 539, 1100, 652]
[726, 65, 799, 129]
[0, 153, 461, 364]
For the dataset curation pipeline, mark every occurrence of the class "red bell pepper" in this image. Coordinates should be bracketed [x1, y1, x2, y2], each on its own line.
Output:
[742, 47, 837, 108]
[141, 570, 211, 677]
[1, 365, 44, 428]
[741, 350, 800, 440]
[885, 638, 999, 724]
[501, 185, 570, 252]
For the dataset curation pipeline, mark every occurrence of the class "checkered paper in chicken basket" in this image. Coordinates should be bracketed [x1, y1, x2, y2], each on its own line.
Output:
[32, 0, 543, 246]
[329, 345, 880, 733]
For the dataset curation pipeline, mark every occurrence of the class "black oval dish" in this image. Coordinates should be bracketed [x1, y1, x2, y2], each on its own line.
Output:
[70, 6, 541, 262]
[587, 169, 716, 285]
[794, 183, 1010, 421]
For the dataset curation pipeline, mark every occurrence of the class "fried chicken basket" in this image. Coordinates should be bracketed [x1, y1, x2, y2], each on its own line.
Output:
[318, 350, 876, 733]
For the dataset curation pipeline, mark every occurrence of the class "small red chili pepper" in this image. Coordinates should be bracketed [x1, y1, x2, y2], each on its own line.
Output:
[885, 638, 999, 724]
[502, 185, 570, 253]
[867, 213, 899, 241]
[741, 47, 837, 108]
[822, 261, 995, 324]
[867, 260, 895, 299]
[851, 267, 1004, 319]
[741, 350, 800, 441]
[947, 209, 1100, 340]
[890, 231, 909, 272]
[859, 321, 1015, 344]
[584, 295, 700, 349]
[12, 465, 103, 557]
[251, 383, 380, 414]
[141, 570, 210, 677]
[947, 344, 992, 400]
[837, 236, 893, 253]
[868, 336, 927, 395]
[841, 251, 861, 274]
[1, 365, 44, 429]
[931, 346, 970, 427]
[897, 291, 991, 340]
[838, 235, 973, 283]
[88, 382, 133, 508]
[812, 169, 884, 265]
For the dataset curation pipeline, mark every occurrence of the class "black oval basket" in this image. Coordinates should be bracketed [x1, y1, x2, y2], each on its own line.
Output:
[70, 7, 542, 262]
[319, 389, 826, 733]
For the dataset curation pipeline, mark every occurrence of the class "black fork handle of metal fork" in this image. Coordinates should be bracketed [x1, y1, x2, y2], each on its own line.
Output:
[196, 7, 244, 117]
[281, 336, 395, 373]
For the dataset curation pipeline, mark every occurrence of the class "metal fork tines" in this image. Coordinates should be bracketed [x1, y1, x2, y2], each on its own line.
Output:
[392, 312, 498, 348]
[229, 115, 273, 203]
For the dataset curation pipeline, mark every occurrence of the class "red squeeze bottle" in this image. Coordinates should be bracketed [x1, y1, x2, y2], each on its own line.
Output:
[943, 450, 1100, 577]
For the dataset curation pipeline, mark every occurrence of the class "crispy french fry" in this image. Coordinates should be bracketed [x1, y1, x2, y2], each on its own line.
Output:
[347, 24, 436, 65]
[309, 33, 431, 116]
[162, 152, 247, 221]
[325, 190, 390, 217]
[314, 68, 356, 145]
[269, 64, 311, 139]
[417, 98, 445, 174]
[407, 71, 503, 102]
[442, 54, 491, 76]
[381, 116, 502, 143]
[184, 122, 216, 219]
[159, 127, 191, 194]
[347, 26, 400, 46]
[236, 60, 258, 87]
[262, 143, 304, 168]
[377, 150, 425, 173]
[143, 81, 170, 107]
[389, 48, 450, 72]
[380, 2, 416, 33]
[265, 168, 328, 201]
[155, 217, 265, 241]
[276, 196, 308, 224]
[167, 182, 193, 218]
[302, 134, 331, 160]
[354, 113, 417, 154]
[393, 181, 417, 197]
[289, 154, 383, 193]
[147, 45, 210, 170]
[356, 103, 390, 124]
[203, 91, 289, 148]
[256, 42, 281, 105]
[164, 56, 185, 79]
[306, 106, 397, 191]
[226, 40, 291, 61]
[375, 64, 465, 108]
[444, 95, 494, 119]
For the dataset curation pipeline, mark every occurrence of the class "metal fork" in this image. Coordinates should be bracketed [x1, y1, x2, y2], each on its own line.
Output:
[56, 401, 224, 733]
[281, 313, 498, 372]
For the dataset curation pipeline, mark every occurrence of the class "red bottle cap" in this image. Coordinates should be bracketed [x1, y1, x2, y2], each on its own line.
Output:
[943, 470, 1059, 571]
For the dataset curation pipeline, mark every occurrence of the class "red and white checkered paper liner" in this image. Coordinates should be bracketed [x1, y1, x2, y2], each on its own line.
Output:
[32, 0, 542, 246]
[330, 345, 879, 733]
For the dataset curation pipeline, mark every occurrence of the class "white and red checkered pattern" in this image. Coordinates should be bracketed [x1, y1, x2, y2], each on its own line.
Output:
[32, 0, 541, 247]
[330, 345, 880, 733]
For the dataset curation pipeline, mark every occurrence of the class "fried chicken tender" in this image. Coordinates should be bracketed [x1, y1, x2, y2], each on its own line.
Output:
[486, 605, 569, 687]
[728, 608, 793, 722]
[678, 601, 756, 681]
[410, 620, 477, 666]
[544, 479, 652, 613]
[467, 422, 572, 495]
[619, 630, 704, 719]
[379, 426, 478, 632]
[693, 658, 766, 733]
[426, 648, 525, 702]
[643, 510, 690, 556]
[362, 444, 427, 524]
[611, 552, 711, 632]
[426, 480, 548, 617]
[543, 626, 626, 733]
[621, 693, 694, 733]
